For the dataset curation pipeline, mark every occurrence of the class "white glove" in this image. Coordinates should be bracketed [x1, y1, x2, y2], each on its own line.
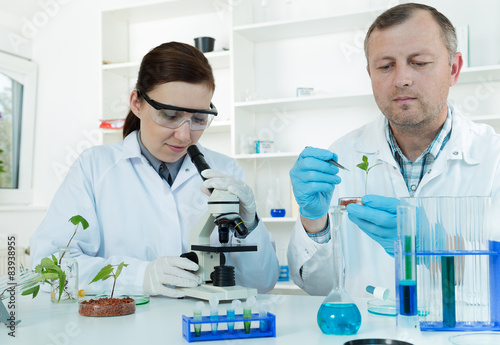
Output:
[201, 169, 257, 228]
[143, 256, 201, 298]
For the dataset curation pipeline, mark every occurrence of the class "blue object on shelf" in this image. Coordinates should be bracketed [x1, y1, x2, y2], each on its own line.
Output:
[278, 265, 289, 281]
[182, 312, 276, 342]
[270, 209, 286, 217]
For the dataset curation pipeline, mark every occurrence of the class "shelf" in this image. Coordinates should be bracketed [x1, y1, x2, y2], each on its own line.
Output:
[102, 51, 230, 78]
[233, 7, 386, 42]
[236, 152, 299, 160]
[262, 217, 296, 223]
[102, 0, 220, 23]
[235, 92, 375, 112]
[459, 65, 500, 84]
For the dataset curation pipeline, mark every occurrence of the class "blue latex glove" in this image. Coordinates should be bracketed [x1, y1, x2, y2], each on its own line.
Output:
[346, 195, 400, 256]
[289, 147, 341, 219]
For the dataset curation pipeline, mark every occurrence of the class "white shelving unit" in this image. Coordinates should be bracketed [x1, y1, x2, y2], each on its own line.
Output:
[99, 0, 500, 230]
[99, 0, 233, 153]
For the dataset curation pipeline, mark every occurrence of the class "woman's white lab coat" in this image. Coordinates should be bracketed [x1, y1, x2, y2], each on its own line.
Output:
[30, 131, 279, 293]
[288, 104, 500, 298]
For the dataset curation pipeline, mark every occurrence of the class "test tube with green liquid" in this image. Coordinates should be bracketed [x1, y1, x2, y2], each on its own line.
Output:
[193, 301, 205, 337]
[243, 296, 256, 334]
[442, 256, 456, 327]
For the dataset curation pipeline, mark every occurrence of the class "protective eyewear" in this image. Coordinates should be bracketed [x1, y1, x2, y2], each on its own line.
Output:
[138, 89, 217, 131]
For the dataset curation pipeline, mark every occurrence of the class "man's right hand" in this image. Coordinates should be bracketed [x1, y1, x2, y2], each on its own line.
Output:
[290, 147, 341, 220]
[143, 256, 201, 298]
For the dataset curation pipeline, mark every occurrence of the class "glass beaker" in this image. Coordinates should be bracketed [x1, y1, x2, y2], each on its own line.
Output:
[317, 206, 362, 335]
[51, 247, 79, 303]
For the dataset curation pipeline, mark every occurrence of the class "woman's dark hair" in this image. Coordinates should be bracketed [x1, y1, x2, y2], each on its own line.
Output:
[123, 41, 215, 138]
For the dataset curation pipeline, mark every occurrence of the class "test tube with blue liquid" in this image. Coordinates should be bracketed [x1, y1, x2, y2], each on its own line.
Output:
[317, 206, 362, 335]
[396, 205, 419, 330]
[209, 295, 219, 334]
[226, 299, 240, 333]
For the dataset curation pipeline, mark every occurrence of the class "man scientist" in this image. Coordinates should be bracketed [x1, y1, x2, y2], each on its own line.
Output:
[288, 3, 500, 297]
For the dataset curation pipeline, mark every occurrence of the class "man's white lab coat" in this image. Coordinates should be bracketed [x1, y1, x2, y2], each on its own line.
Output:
[31, 131, 279, 293]
[288, 104, 500, 298]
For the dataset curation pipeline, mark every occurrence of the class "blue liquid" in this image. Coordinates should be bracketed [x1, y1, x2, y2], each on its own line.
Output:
[399, 280, 417, 316]
[317, 303, 362, 335]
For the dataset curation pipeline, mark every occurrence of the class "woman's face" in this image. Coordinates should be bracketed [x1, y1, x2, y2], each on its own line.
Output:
[130, 82, 213, 162]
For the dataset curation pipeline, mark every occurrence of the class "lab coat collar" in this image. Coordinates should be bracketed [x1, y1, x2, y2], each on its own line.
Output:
[354, 102, 480, 167]
[121, 131, 201, 189]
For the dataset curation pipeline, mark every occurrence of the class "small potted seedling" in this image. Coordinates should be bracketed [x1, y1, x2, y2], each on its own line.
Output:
[22, 215, 89, 303]
[78, 262, 135, 317]
[339, 155, 381, 209]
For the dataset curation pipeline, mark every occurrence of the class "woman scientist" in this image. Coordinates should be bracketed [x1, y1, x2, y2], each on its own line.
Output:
[30, 42, 279, 297]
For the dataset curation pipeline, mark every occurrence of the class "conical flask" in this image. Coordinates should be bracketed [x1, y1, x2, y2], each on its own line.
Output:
[317, 206, 362, 335]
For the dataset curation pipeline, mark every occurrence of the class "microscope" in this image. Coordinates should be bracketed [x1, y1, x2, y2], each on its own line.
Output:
[180, 145, 258, 301]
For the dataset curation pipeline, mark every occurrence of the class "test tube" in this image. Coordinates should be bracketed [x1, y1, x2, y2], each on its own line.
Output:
[442, 256, 456, 327]
[227, 299, 240, 333]
[193, 301, 205, 337]
[396, 205, 419, 330]
[244, 296, 256, 334]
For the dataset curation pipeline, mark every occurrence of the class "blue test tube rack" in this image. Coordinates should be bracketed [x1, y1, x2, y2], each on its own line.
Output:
[182, 312, 276, 342]
[406, 240, 500, 332]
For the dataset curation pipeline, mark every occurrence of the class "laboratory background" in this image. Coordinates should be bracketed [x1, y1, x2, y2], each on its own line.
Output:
[1, 0, 500, 333]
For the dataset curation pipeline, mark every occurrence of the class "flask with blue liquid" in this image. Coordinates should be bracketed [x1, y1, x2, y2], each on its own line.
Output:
[317, 206, 362, 335]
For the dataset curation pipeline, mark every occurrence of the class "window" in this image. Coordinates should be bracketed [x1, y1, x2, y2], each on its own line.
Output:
[0, 51, 37, 204]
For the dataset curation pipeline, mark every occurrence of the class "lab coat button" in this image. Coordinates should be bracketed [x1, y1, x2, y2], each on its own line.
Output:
[427, 169, 432, 174]
[185, 168, 190, 172]
[411, 185, 417, 191]
[305, 249, 309, 254]
[453, 151, 459, 155]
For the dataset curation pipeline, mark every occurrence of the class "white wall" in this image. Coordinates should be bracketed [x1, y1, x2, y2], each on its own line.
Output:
[1, 0, 500, 249]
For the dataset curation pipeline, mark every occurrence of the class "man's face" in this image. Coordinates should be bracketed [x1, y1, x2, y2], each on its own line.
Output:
[366, 11, 462, 132]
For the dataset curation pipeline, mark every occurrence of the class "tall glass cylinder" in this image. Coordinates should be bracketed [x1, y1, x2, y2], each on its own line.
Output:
[317, 206, 361, 335]
[51, 247, 78, 303]
[396, 205, 418, 329]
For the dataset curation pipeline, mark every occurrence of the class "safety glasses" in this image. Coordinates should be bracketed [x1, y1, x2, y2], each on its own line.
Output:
[138, 89, 217, 131]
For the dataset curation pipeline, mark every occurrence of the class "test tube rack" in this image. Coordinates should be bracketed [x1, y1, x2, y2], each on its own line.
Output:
[415, 240, 500, 331]
[182, 312, 276, 342]
[396, 241, 500, 332]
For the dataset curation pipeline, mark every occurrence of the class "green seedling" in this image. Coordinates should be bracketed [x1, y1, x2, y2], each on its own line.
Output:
[0, 149, 5, 174]
[357, 155, 381, 195]
[22, 215, 89, 301]
[89, 262, 128, 299]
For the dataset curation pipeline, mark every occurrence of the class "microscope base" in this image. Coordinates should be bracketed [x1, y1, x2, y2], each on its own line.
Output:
[181, 284, 257, 301]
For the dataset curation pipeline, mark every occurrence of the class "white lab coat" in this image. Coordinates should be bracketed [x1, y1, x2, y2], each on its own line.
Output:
[288, 104, 500, 298]
[30, 131, 279, 293]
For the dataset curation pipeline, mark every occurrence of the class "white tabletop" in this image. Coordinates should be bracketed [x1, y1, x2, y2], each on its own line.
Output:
[0, 293, 464, 344]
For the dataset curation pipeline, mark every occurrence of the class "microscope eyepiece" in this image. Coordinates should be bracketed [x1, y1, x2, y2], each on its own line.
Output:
[187, 145, 211, 179]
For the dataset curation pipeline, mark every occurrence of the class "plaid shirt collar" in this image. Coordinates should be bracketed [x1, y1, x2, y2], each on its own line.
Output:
[386, 106, 453, 195]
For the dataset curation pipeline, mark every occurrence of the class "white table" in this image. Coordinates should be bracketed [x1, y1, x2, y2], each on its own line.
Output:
[0, 293, 465, 344]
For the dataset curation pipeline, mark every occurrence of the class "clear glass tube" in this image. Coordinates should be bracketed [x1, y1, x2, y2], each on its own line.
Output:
[396, 205, 419, 330]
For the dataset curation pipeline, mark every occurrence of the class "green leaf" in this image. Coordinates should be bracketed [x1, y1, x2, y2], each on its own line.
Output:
[21, 285, 40, 299]
[356, 162, 368, 171]
[43, 273, 59, 280]
[115, 263, 128, 279]
[57, 271, 66, 302]
[40, 257, 56, 269]
[89, 264, 114, 284]
[69, 215, 89, 230]
[51, 254, 58, 266]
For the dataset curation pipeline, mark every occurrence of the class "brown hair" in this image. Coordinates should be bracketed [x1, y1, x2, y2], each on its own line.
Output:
[364, 3, 457, 65]
[123, 42, 215, 138]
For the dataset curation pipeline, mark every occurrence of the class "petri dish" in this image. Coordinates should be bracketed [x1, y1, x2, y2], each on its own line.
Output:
[100, 290, 150, 305]
[367, 299, 397, 317]
[344, 339, 413, 345]
[449, 332, 500, 345]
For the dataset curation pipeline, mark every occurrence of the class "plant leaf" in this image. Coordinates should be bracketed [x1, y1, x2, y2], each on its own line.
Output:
[89, 264, 114, 284]
[21, 285, 40, 299]
[69, 215, 89, 230]
[115, 262, 128, 279]
[40, 257, 56, 269]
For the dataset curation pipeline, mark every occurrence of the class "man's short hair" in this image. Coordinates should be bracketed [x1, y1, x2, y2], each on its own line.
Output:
[364, 3, 457, 65]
